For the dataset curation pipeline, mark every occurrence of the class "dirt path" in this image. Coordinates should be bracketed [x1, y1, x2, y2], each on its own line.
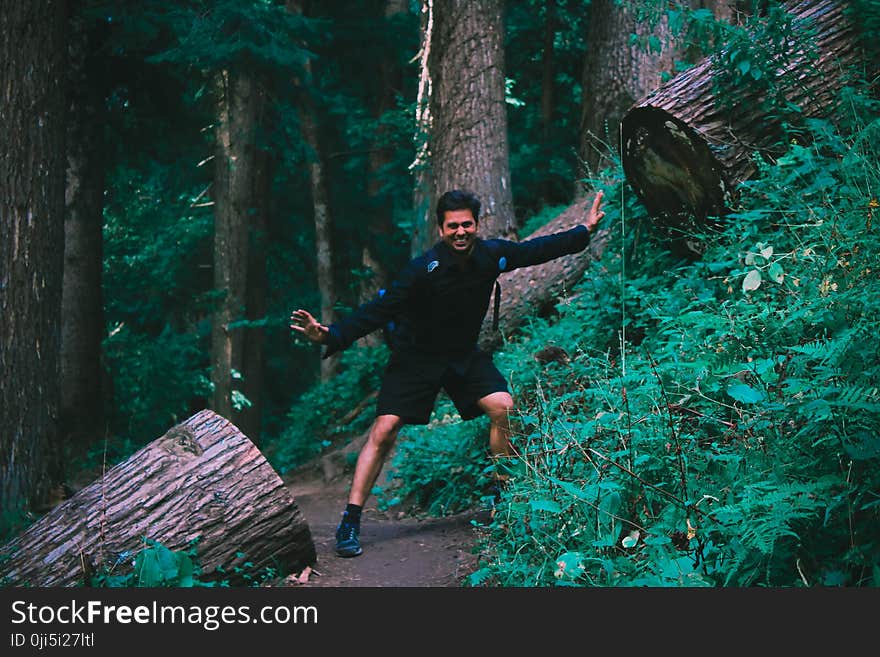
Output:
[284, 467, 488, 587]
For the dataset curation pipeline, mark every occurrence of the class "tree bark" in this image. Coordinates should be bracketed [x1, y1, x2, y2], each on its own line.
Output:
[237, 148, 272, 444]
[211, 70, 262, 418]
[0, 0, 68, 522]
[61, 11, 107, 451]
[426, 0, 516, 243]
[620, 0, 863, 225]
[288, 0, 339, 381]
[579, 1, 732, 183]
[302, 75, 339, 382]
[0, 410, 316, 587]
[359, 0, 408, 335]
[411, 0, 435, 258]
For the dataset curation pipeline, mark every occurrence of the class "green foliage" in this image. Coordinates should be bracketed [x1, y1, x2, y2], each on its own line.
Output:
[88, 539, 220, 587]
[711, 2, 815, 130]
[377, 403, 495, 516]
[264, 343, 390, 473]
[102, 164, 215, 449]
[505, 0, 591, 213]
[88, 539, 282, 588]
[460, 91, 880, 587]
[144, 0, 321, 72]
[517, 204, 570, 239]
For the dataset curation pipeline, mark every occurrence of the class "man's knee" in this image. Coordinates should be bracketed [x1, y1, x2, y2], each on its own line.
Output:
[479, 391, 514, 422]
[367, 414, 403, 452]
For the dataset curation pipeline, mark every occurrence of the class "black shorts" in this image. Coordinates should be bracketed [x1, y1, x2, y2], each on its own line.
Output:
[376, 349, 509, 425]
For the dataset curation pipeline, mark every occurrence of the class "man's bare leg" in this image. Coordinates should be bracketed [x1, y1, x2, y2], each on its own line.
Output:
[477, 391, 515, 474]
[336, 414, 404, 557]
[348, 414, 404, 506]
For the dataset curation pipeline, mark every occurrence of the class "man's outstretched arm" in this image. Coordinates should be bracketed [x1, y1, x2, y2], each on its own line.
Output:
[500, 190, 606, 269]
[290, 256, 423, 358]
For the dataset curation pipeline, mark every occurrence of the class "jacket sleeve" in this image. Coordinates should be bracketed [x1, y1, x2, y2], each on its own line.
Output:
[322, 257, 423, 359]
[494, 225, 590, 272]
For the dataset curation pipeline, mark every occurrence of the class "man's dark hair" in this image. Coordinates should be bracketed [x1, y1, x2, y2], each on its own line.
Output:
[436, 189, 480, 226]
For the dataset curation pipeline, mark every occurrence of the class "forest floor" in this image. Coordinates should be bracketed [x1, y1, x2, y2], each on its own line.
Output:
[281, 455, 490, 588]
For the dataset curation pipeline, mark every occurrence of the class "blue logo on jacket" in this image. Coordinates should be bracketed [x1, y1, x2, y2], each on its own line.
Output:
[427, 260, 439, 273]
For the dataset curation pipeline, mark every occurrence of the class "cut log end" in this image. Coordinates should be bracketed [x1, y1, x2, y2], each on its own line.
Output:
[621, 106, 734, 226]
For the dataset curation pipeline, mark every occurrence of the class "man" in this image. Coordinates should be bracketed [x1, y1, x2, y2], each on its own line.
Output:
[290, 188, 605, 557]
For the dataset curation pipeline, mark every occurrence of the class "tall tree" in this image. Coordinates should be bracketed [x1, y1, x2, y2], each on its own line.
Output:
[411, 0, 435, 257]
[61, 10, 108, 450]
[0, 0, 68, 524]
[424, 0, 516, 245]
[540, 0, 557, 153]
[237, 147, 272, 443]
[578, 0, 737, 181]
[359, 0, 408, 318]
[289, 0, 339, 381]
[211, 69, 264, 419]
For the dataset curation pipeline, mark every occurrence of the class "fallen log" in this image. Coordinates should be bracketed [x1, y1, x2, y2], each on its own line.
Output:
[0, 409, 316, 587]
[621, 0, 864, 228]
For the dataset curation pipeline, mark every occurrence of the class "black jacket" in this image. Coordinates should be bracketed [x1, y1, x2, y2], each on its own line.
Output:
[323, 225, 591, 360]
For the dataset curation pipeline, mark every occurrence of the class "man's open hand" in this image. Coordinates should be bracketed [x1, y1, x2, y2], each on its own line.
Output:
[584, 190, 605, 232]
[290, 309, 328, 344]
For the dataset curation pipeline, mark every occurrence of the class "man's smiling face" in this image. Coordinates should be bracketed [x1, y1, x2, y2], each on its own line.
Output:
[438, 209, 478, 255]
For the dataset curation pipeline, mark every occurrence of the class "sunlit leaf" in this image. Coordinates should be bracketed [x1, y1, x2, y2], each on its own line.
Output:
[727, 383, 765, 404]
[621, 530, 640, 548]
[742, 269, 762, 291]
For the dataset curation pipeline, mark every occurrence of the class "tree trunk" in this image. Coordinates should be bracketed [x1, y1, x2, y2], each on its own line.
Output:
[411, 0, 435, 258]
[61, 11, 107, 452]
[0, 410, 316, 587]
[288, 0, 339, 381]
[303, 78, 339, 382]
[237, 148, 272, 444]
[620, 0, 862, 226]
[478, 199, 610, 352]
[0, 0, 68, 523]
[427, 0, 516, 243]
[579, 0, 728, 182]
[539, 0, 558, 203]
[359, 0, 408, 332]
[211, 71, 262, 418]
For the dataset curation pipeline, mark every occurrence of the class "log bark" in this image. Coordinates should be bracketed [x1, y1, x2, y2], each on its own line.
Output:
[478, 196, 610, 352]
[621, 0, 863, 226]
[0, 410, 316, 587]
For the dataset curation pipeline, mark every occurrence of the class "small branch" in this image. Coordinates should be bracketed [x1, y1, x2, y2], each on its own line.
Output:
[643, 345, 690, 503]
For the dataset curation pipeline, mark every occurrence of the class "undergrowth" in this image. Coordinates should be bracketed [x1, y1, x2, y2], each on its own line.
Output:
[466, 94, 880, 587]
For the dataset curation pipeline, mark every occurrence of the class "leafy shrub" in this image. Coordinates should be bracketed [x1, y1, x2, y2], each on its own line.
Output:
[265, 343, 390, 473]
[377, 399, 496, 516]
[90, 539, 218, 588]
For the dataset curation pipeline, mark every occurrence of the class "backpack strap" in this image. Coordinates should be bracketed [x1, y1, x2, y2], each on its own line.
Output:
[491, 255, 507, 332]
[492, 281, 501, 332]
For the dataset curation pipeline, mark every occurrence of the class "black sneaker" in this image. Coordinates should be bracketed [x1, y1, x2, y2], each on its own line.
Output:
[335, 521, 363, 557]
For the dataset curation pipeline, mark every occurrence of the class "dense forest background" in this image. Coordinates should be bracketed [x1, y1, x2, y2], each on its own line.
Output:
[2, 0, 879, 587]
